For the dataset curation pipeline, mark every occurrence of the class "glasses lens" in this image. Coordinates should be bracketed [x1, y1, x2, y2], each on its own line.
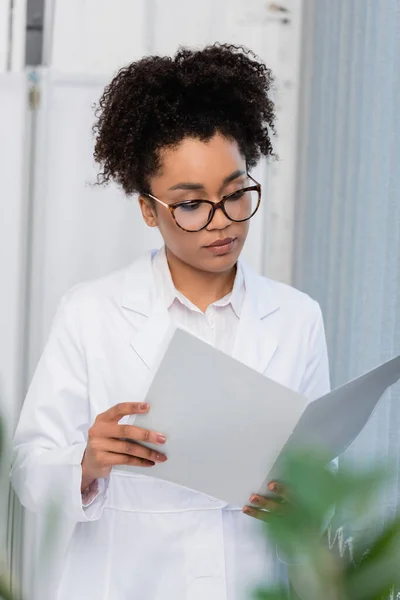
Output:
[224, 189, 260, 222]
[174, 201, 213, 231]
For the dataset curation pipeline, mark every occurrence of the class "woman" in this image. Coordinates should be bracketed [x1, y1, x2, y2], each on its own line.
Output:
[11, 44, 330, 599]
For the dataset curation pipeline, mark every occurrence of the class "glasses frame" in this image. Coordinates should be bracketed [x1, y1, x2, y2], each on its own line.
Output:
[143, 173, 262, 233]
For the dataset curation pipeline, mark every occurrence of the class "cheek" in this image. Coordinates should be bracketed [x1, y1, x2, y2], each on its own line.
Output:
[240, 221, 250, 240]
[156, 212, 196, 250]
[228, 221, 250, 247]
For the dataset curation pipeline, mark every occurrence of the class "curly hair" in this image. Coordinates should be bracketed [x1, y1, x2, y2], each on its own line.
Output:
[93, 43, 276, 195]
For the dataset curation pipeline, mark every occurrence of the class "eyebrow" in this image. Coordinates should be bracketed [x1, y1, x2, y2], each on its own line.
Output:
[167, 169, 246, 192]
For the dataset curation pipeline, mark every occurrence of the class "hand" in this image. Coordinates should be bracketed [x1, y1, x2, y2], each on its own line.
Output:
[81, 402, 167, 491]
[243, 481, 290, 521]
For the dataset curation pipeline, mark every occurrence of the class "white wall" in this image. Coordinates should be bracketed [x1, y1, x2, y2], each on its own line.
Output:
[26, 70, 161, 375]
[0, 2, 8, 71]
[45, 0, 149, 73]
[0, 72, 29, 433]
[262, 0, 304, 281]
[46, 0, 287, 75]
[0, 0, 27, 73]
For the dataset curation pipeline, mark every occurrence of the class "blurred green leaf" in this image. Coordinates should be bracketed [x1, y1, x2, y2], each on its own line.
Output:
[344, 518, 400, 600]
[0, 575, 15, 600]
[0, 415, 17, 600]
[255, 449, 400, 600]
[253, 586, 289, 600]
[355, 517, 400, 570]
[0, 416, 4, 469]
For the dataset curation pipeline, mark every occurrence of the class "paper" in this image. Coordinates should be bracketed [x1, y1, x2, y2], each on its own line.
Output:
[129, 328, 307, 508]
[280, 355, 400, 460]
[260, 354, 400, 494]
[127, 328, 400, 508]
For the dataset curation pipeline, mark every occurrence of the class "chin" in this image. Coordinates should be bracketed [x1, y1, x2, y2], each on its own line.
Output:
[200, 249, 241, 273]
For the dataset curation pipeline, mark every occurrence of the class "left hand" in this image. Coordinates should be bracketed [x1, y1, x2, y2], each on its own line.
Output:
[243, 481, 290, 521]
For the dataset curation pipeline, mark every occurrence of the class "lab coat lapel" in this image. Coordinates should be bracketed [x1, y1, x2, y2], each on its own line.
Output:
[121, 252, 281, 374]
[129, 306, 172, 370]
[233, 263, 280, 373]
[121, 252, 172, 371]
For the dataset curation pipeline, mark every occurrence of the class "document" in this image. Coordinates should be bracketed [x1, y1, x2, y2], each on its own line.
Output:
[127, 328, 400, 508]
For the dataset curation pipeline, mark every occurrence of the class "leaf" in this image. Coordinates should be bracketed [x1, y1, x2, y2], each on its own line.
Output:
[258, 450, 399, 600]
[0, 415, 4, 470]
[253, 586, 289, 600]
[344, 518, 400, 600]
[0, 574, 17, 600]
[358, 517, 400, 569]
[0, 418, 14, 600]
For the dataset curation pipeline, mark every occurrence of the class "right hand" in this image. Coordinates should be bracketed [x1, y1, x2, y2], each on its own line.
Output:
[81, 402, 167, 491]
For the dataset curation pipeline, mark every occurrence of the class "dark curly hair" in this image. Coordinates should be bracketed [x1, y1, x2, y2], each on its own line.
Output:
[93, 43, 276, 195]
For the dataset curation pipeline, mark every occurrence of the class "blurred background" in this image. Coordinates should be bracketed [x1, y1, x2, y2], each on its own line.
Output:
[0, 0, 399, 596]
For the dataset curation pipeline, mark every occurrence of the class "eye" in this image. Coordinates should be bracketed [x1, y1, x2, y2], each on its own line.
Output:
[227, 189, 246, 201]
[177, 200, 204, 212]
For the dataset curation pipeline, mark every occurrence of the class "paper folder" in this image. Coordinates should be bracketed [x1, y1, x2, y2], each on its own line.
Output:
[125, 328, 400, 508]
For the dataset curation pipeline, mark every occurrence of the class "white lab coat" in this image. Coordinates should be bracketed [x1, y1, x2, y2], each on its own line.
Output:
[11, 251, 330, 600]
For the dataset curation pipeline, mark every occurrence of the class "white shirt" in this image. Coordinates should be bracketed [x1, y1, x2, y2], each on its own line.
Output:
[152, 247, 245, 355]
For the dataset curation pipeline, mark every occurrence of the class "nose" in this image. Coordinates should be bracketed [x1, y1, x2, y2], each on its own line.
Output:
[206, 203, 231, 231]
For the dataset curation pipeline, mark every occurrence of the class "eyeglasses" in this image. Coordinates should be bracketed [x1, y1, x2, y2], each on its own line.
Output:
[143, 174, 261, 233]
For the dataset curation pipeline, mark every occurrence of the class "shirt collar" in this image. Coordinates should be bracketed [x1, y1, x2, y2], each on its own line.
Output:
[152, 246, 245, 317]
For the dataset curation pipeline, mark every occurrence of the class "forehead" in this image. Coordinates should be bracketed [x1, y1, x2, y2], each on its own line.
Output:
[153, 134, 246, 190]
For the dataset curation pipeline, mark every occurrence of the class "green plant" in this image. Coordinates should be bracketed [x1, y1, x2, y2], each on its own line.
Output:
[254, 452, 400, 600]
[0, 415, 15, 600]
[0, 411, 60, 600]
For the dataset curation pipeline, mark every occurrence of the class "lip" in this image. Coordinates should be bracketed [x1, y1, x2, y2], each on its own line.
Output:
[204, 237, 237, 256]
[206, 238, 235, 248]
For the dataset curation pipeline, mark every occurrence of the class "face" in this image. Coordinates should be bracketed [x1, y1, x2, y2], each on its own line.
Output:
[139, 133, 253, 274]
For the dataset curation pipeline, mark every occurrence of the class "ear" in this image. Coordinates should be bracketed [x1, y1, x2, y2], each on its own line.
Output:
[139, 196, 158, 228]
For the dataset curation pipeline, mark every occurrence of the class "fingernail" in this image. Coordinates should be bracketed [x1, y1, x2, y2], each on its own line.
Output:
[251, 495, 260, 505]
[156, 434, 166, 444]
[268, 482, 278, 493]
[155, 453, 167, 462]
[243, 507, 252, 516]
[140, 403, 149, 410]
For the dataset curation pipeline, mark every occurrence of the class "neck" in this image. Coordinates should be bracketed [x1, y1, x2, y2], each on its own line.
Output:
[165, 248, 236, 313]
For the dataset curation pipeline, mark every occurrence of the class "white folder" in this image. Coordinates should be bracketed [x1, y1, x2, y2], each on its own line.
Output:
[127, 328, 400, 508]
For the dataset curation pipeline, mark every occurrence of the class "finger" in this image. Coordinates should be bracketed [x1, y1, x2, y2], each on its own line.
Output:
[267, 481, 290, 501]
[92, 422, 167, 446]
[242, 506, 273, 522]
[99, 402, 150, 423]
[115, 423, 167, 446]
[105, 439, 167, 463]
[249, 494, 286, 513]
[103, 452, 156, 468]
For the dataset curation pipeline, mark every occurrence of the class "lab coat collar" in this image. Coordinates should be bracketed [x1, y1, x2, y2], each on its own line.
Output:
[121, 251, 280, 373]
[121, 252, 157, 317]
[232, 260, 280, 371]
[152, 246, 246, 318]
[240, 260, 280, 320]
